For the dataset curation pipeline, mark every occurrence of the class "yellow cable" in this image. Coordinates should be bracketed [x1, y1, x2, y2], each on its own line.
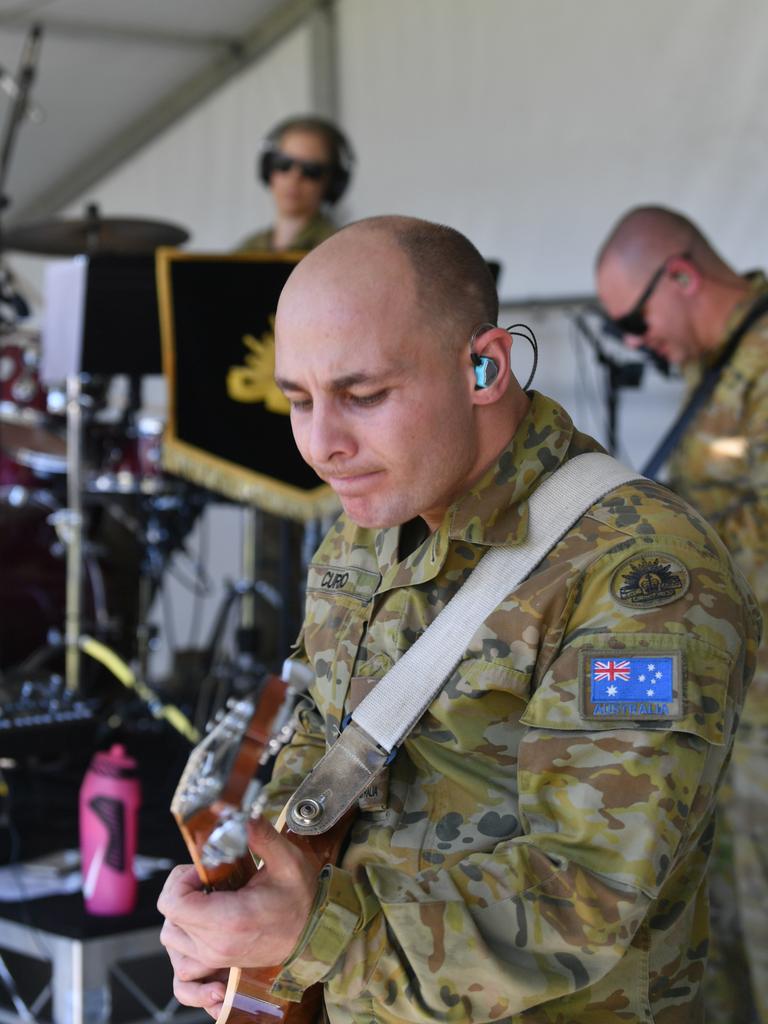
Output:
[78, 635, 200, 744]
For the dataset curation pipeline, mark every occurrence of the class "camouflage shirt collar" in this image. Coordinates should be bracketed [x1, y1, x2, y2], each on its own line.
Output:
[447, 391, 575, 546]
[373, 393, 575, 592]
[715, 270, 768, 360]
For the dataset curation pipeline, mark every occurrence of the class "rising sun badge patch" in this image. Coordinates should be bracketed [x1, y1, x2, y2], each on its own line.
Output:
[579, 649, 683, 720]
[610, 551, 690, 609]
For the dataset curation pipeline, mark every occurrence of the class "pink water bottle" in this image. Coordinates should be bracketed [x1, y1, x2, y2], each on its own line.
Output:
[79, 744, 141, 915]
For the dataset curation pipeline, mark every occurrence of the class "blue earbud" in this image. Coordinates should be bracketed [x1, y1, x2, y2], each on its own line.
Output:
[471, 354, 499, 390]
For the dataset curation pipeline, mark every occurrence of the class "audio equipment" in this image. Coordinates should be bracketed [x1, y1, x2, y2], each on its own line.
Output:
[0, 676, 99, 756]
[471, 353, 499, 389]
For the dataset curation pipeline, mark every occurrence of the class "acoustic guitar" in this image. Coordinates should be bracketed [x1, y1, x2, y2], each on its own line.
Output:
[171, 663, 350, 1024]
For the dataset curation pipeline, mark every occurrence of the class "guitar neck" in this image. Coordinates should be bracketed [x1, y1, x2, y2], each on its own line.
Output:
[170, 670, 352, 1024]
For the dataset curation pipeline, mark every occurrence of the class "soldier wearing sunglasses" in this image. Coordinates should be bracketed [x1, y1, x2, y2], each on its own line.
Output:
[239, 114, 355, 253]
[596, 204, 768, 1024]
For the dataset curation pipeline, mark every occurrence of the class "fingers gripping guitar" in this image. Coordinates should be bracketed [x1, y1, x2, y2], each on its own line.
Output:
[161, 662, 351, 1024]
[158, 818, 320, 1017]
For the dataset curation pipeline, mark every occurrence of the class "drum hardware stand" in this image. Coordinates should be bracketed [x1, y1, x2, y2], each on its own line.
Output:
[233, 512, 324, 691]
[233, 505, 283, 669]
[134, 494, 179, 684]
[48, 374, 147, 693]
[194, 574, 282, 731]
[193, 508, 282, 730]
[239, 505, 262, 652]
[93, 480, 207, 689]
[135, 573, 157, 685]
[47, 373, 86, 692]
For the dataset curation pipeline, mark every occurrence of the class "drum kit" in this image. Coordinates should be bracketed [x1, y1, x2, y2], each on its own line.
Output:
[0, 212, 200, 706]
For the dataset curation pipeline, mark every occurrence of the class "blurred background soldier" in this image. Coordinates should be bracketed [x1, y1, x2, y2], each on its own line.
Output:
[596, 204, 768, 1024]
[239, 114, 355, 253]
[234, 114, 355, 662]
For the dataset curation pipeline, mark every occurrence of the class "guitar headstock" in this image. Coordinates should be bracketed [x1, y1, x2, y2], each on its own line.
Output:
[171, 660, 313, 883]
[171, 696, 257, 825]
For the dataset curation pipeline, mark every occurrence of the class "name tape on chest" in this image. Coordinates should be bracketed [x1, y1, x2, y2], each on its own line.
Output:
[579, 649, 683, 720]
[306, 563, 381, 603]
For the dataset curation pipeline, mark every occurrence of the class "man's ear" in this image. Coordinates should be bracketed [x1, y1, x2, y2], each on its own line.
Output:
[468, 326, 510, 404]
[668, 256, 699, 295]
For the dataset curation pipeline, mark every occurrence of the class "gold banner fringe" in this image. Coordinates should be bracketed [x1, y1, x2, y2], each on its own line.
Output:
[163, 440, 340, 524]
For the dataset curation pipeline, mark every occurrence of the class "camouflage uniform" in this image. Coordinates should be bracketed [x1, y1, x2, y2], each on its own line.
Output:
[668, 274, 768, 1023]
[237, 212, 337, 253]
[265, 392, 759, 1023]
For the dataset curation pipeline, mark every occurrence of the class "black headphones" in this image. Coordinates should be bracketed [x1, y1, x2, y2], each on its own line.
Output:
[258, 115, 355, 205]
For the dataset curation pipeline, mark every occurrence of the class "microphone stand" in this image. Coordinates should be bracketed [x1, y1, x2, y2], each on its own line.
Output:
[573, 312, 644, 456]
[47, 375, 86, 694]
[0, 24, 43, 244]
[0, 25, 88, 695]
[0, 24, 42, 338]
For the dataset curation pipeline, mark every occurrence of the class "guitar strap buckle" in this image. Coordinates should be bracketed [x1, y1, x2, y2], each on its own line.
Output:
[285, 719, 392, 836]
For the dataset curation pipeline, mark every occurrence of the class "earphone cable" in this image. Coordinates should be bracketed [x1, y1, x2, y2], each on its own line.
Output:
[505, 323, 539, 391]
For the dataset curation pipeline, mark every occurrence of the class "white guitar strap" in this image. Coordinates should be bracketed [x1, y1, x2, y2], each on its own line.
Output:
[286, 452, 641, 835]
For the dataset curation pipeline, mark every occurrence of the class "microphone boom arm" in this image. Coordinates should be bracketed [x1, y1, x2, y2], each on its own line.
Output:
[0, 23, 43, 235]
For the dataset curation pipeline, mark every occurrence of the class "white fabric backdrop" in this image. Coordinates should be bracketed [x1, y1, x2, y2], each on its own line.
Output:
[337, 0, 768, 300]
[12, 0, 768, 302]
[11, 0, 766, 672]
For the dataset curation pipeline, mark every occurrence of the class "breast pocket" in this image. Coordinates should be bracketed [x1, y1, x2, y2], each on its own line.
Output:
[303, 562, 380, 738]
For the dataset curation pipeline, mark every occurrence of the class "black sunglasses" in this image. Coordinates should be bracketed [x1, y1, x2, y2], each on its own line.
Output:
[606, 251, 690, 336]
[269, 151, 331, 181]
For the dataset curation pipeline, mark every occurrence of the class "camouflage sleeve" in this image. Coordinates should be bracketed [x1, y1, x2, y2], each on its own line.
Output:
[711, 364, 768, 597]
[269, 533, 749, 1018]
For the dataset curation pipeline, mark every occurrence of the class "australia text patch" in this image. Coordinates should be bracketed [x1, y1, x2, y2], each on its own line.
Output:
[610, 551, 690, 610]
[579, 649, 683, 720]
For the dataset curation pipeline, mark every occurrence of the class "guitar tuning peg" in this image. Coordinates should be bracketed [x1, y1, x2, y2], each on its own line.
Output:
[202, 811, 248, 868]
[281, 659, 314, 692]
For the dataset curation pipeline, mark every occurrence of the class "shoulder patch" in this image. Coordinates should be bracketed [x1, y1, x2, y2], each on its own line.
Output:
[610, 550, 690, 609]
[579, 649, 683, 720]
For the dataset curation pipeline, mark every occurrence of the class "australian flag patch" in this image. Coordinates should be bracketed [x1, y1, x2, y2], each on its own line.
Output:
[580, 650, 683, 721]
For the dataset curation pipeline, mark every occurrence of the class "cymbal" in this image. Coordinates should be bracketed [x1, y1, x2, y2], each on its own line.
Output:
[2, 215, 190, 255]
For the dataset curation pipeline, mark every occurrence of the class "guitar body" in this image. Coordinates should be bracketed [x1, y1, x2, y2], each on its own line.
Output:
[219, 966, 322, 1024]
[171, 669, 350, 1024]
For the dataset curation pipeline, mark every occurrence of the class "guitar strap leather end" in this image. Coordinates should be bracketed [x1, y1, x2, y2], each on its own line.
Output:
[285, 719, 392, 836]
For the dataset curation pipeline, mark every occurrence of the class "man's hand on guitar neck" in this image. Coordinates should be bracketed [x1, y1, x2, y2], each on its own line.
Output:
[157, 815, 320, 1016]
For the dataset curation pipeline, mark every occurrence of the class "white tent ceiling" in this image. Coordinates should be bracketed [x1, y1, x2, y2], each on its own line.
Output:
[1, 0, 763, 672]
[2, 0, 767, 303]
[0, 0, 316, 225]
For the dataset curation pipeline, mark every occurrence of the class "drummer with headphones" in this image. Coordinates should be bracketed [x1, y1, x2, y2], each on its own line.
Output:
[239, 114, 355, 253]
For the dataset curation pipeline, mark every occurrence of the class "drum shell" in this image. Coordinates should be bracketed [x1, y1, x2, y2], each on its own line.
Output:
[88, 415, 166, 494]
[0, 330, 67, 493]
